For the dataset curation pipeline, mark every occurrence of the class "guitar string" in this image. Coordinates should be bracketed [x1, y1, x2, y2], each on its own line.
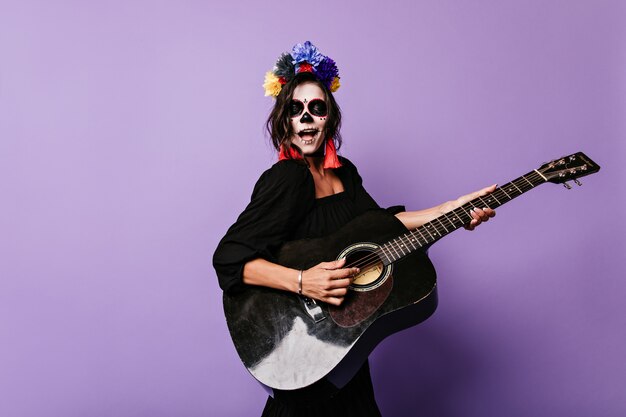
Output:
[341, 172, 543, 272]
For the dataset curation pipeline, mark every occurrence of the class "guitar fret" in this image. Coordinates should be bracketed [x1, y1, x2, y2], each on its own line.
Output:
[507, 185, 520, 195]
[427, 223, 441, 239]
[518, 177, 534, 188]
[476, 196, 491, 209]
[511, 181, 524, 194]
[385, 243, 396, 262]
[488, 193, 501, 205]
[385, 243, 396, 263]
[379, 244, 392, 263]
[388, 241, 401, 260]
[500, 187, 512, 200]
[395, 238, 407, 256]
[521, 175, 534, 187]
[385, 244, 397, 263]
[457, 205, 472, 218]
[422, 224, 436, 241]
[406, 232, 419, 250]
[402, 234, 415, 250]
[442, 213, 456, 230]
[415, 227, 429, 244]
[447, 212, 462, 227]
[436, 217, 449, 233]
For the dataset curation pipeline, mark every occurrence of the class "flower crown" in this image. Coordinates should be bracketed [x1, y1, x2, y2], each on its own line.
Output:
[263, 41, 341, 97]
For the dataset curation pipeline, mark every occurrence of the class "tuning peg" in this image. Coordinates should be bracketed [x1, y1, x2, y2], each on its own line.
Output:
[574, 179, 582, 186]
[563, 182, 572, 190]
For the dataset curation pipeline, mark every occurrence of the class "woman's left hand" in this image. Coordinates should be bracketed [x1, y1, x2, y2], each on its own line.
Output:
[440, 184, 497, 231]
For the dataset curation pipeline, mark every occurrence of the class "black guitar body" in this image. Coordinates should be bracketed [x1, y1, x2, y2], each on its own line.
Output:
[223, 210, 438, 390]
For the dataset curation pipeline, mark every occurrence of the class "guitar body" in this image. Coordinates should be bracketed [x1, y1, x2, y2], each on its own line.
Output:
[223, 210, 438, 390]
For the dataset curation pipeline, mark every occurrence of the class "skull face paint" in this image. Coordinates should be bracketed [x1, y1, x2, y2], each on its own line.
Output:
[289, 82, 328, 155]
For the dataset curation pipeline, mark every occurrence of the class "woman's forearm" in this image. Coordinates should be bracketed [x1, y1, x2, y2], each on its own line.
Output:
[395, 203, 447, 230]
[395, 184, 497, 231]
[243, 258, 299, 293]
[242, 257, 359, 305]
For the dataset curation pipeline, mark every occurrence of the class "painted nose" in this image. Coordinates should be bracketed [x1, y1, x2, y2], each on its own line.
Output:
[300, 112, 313, 123]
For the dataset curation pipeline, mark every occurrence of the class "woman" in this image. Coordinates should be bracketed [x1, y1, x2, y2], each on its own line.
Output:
[213, 41, 495, 416]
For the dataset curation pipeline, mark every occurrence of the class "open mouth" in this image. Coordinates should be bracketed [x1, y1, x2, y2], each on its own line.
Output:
[298, 128, 319, 138]
[298, 129, 319, 144]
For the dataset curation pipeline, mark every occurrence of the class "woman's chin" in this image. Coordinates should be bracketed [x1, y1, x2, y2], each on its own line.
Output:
[298, 137, 324, 155]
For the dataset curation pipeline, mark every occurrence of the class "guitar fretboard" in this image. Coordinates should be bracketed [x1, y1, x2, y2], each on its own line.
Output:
[378, 170, 547, 265]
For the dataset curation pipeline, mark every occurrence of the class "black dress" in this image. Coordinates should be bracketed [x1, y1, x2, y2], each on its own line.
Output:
[213, 156, 403, 416]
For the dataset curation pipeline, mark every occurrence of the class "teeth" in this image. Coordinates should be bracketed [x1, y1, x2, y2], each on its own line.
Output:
[297, 127, 319, 146]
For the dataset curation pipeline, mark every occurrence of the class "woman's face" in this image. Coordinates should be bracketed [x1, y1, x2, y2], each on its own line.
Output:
[288, 82, 328, 155]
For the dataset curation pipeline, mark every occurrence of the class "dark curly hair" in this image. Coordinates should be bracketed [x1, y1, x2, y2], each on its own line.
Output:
[265, 72, 342, 158]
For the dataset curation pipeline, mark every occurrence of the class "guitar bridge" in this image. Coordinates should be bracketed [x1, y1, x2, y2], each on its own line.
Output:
[301, 296, 326, 323]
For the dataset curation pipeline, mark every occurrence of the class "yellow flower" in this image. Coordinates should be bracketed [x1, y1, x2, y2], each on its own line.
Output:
[330, 77, 341, 93]
[263, 71, 282, 97]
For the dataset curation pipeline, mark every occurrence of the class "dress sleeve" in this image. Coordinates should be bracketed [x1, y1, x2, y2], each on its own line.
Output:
[212, 161, 315, 293]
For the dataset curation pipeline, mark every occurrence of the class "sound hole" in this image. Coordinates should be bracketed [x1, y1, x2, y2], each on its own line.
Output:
[344, 248, 387, 291]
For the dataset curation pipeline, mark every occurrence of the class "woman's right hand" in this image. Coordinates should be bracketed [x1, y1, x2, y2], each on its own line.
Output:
[301, 258, 359, 306]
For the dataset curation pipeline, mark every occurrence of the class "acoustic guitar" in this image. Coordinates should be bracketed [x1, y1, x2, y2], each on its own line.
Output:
[223, 152, 600, 390]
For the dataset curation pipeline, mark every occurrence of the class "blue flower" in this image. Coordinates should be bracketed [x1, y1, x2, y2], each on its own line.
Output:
[315, 57, 339, 88]
[291, 41, 324, 67]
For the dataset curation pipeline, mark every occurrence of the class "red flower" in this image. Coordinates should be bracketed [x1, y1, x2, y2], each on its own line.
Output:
[278, 77, 287, 85]
[297, 63, 314, 73]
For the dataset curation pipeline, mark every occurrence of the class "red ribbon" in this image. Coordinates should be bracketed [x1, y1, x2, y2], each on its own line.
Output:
[279, 138, 342, 169]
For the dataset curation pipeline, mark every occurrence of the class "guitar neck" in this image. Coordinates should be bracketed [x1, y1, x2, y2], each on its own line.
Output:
[379, 169, 548, 265]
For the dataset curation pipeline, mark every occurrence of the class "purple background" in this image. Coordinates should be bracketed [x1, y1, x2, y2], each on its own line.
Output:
[1, 1, 624, 416]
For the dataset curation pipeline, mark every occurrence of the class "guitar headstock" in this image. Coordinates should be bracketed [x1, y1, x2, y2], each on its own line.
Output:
[538, 152, 600, 187]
